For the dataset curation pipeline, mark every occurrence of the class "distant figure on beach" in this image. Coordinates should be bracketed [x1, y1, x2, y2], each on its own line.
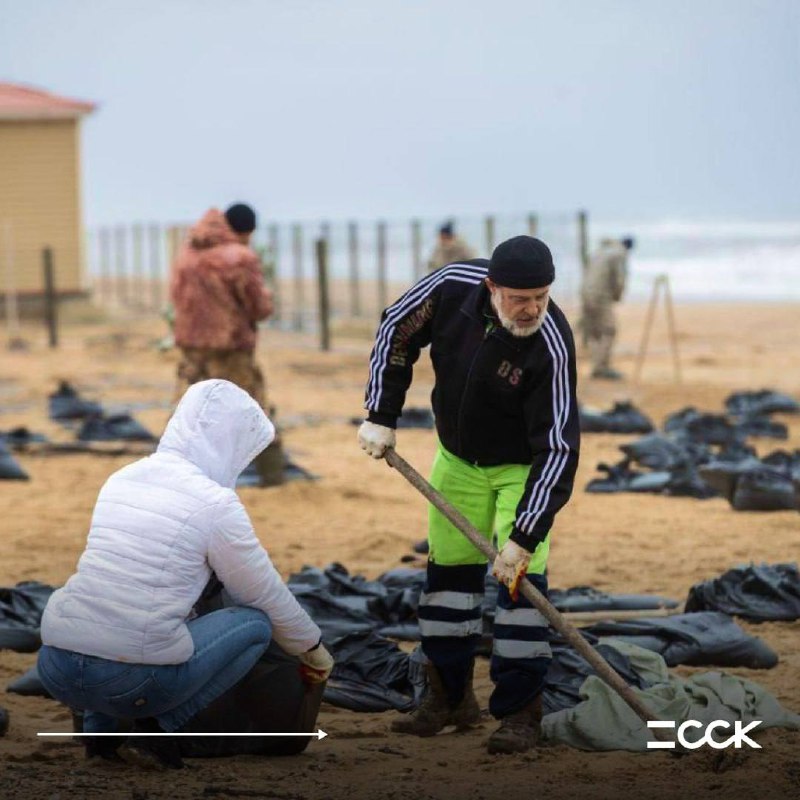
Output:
[581, 236, 634, 380]
[170, 203, 284, 485]
[427, 220, 476, 270]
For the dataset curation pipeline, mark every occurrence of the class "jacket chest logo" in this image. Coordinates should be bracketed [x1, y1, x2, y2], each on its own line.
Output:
[497, 360, 522, 386]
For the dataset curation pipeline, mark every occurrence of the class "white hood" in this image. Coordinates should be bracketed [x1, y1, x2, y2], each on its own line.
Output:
[158, 379, 274, 488]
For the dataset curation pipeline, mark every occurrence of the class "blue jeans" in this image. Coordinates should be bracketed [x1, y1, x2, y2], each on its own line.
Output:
[38, 607, 271, 733]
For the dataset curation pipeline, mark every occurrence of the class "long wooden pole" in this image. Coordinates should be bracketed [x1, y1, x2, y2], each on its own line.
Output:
[633, 275, 663, 385]
[661, 275, 682, 385]
[383, 448, 660, 727]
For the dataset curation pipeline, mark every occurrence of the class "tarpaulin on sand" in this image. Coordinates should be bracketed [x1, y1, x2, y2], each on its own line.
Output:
[542, 640, 800, 752]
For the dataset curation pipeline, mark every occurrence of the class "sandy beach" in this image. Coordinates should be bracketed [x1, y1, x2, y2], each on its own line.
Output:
[0, 299, 798, 799]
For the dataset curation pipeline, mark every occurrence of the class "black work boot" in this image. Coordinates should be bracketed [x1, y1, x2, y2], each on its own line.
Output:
[85, 736, 125, 763]
[487, 694, 543, 755]
[118, 718, 184, 770]
[391, 663, 480, 737]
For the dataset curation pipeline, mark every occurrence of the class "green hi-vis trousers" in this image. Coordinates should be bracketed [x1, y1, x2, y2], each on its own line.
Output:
[422, 443, 553, 718]
[427, 443, 550, 573]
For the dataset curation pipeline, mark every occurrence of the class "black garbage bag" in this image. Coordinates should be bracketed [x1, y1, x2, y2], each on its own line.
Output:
[48, 381, 103, 421]
[397, 408, 435, 429]
[734, 415, 788, 440]
[725, 390, 800, 417]
[1, 427, 49, 449]
[236, 454, 319, 488]
[663, 407, 741, 446]
[619, 433, 708, 471]
[548, 586, 679, 613]
[579, 402, 654, 434]
[167, 577, 325, 756]
[685, 562, 800, 622]
[179, 641, 325, 757]
[542, 632, 651, 716]
[0, 441, 29, 481]
[324, 632, 426, 713]
[0, 581, 55, 651]
[662, 463, 718, 499]
[585, 460, 672, 495]
[762, 449, 800, 480]
[7, 664, 50, 697]
[349, 407, 435, 430]
[582, 612, 778, 669]
[698, 456, 764, 503]
[731, 469, 797, 511]
[77, 412, 157, 442]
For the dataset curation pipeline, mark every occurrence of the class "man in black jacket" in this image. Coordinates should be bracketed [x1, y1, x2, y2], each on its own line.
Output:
[358, 236, 580, 754]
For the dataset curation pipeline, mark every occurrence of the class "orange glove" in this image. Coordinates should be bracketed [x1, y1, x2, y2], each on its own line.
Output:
[492, 541, 532, 601]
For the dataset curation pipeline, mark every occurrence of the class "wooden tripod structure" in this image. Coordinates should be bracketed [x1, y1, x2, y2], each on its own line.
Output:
[633, 274, 682, 385]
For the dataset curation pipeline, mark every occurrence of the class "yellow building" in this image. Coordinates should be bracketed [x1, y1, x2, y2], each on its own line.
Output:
[0, 82, 95, 312]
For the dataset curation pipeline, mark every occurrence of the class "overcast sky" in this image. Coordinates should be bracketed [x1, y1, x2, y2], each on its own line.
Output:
[1, 0, 799, 226]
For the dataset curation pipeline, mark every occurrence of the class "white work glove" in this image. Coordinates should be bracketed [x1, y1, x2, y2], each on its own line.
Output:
[298, 642, 334, 684]
[492, 540, 532, 602]
[357, 420, 396, 459]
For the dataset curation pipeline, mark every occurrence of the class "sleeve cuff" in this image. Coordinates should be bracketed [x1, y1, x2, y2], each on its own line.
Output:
[509, 526, 545, 552]
[367, 410, 399, 429]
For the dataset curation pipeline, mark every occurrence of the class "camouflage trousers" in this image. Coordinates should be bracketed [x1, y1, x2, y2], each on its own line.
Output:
[581, 301, 616, 372]
[175, 348, 284, 486]
[176, 348, 267, 409]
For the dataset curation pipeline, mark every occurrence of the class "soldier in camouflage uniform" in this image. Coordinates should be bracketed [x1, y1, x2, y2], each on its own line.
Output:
[427, 221, 476, 271]
[581, 237, 634, 380]
[171, 204, 284, 485]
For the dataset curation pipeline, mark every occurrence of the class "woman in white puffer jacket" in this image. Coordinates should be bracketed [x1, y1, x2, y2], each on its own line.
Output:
[38, 379, 332, 769]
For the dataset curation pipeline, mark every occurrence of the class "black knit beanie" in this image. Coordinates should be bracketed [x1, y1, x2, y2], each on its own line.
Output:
[488, 235, 555, 289]
[224, 203, 257, 234]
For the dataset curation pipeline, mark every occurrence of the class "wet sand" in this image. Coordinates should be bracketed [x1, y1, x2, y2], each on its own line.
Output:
[0, 300, 798, 799]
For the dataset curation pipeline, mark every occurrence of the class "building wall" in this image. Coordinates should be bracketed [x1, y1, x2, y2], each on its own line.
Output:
[0, 118, 85, 296]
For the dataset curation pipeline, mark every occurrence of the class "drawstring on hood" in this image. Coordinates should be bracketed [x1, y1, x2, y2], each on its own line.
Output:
[158, 380, 274, 488]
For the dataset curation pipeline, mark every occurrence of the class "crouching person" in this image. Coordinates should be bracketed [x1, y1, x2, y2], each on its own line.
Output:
[37, 379, 333, 769]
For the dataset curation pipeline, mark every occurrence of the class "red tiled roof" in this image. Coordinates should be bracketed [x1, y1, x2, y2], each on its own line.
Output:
[0, 82, 96, 120]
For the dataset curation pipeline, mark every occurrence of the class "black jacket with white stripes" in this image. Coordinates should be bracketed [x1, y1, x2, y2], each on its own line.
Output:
[365, 260, 580, 551]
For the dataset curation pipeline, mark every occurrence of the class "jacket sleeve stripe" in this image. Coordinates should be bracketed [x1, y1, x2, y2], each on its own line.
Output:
[516, 319, 567, 530]
[366, 264, 486, 410]
[516, 314, 572, 533]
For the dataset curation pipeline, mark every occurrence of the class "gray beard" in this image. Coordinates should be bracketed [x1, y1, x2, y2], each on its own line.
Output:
[491, 295, 548, 337]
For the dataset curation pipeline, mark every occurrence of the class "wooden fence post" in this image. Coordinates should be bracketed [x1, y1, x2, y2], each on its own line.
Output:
[292, 223, 304, 331]
[485, 215, 496, 255]
[377, 220, 388, 315]
[316, 238, 331, 352]
[3, 221, 22, 345]
[578, 209, 589, 274]
[114, 225, 127, 306]
[268, 223, 282, 326]
[98, 226, 111, 304]
[411, 219, 423, 281]
[348, 221, 361, 318]
[132, 223, 144, 309]
[148, 223, 162, 311]
[42, 248, 58, 348]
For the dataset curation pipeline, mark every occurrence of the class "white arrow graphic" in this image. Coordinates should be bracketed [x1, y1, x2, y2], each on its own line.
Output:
[38, 729, 328, 740]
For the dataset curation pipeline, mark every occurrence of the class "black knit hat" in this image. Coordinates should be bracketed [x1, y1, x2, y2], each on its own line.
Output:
[488, 236, 555, 289]
[224, 203, 257, 234]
